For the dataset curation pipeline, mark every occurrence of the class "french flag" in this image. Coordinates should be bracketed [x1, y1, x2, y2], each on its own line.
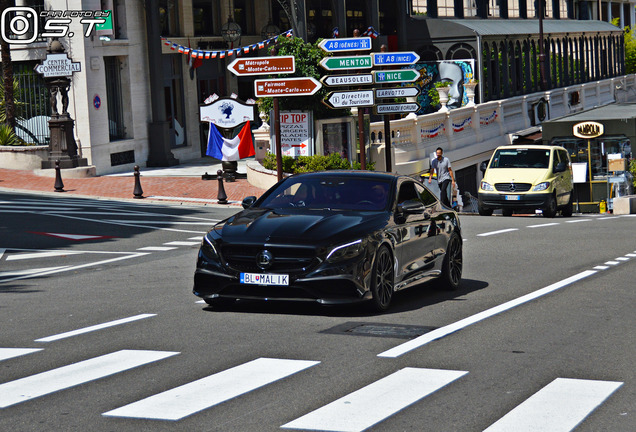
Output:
[206, 121, 254, 161]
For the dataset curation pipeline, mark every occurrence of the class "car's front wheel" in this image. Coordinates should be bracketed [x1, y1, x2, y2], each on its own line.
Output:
[543, 194, 557, 218]
[439, 232, 463, 290]
[369, 246, 394, 312]
[478, 203, 493, 216]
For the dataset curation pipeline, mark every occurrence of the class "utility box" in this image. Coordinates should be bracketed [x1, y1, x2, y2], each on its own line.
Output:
[613, 195, 636, 214]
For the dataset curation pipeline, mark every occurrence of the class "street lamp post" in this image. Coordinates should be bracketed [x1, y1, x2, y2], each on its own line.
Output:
[538, 0, 548, 91]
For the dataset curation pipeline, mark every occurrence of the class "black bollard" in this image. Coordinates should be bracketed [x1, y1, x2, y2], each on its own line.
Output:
[54, 160, 65, 192]
[133, 165, 144, 199]
[217, 169, 228, 204]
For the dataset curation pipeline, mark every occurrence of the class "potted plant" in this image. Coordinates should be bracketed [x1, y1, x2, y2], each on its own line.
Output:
[434, 81, 451, 112]
[463, 74, 478, 107]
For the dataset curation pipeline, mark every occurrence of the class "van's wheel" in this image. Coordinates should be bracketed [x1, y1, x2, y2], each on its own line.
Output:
[478, 203, 493, 216]
[369, 246, 394, 312]
[561, 192, 574, 217]
[502, 208, 514, 217]
[543, 194, 557, 218]
[439, 232, 463, 291]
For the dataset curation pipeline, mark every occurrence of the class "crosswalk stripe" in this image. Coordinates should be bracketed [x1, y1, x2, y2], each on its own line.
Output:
[103, 357, 320, 421]
[6, 251, 84, 261]
[0, 348, 43, 362]
[281, 368, 467, 432]
[0, 266, 71, 278]
[477, 228, 519, 237]
[0, 350, 179, 408]
[136, 246, 178, 251]
[483, 378, 623, 432]
[163, 241, 200, 246]
[34, 314, 156, 342]
[106, 220, 213, 225]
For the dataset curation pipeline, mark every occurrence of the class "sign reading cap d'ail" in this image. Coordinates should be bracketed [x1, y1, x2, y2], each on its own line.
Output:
[318, 37, 372, 52]
[34, 53, 81, 78]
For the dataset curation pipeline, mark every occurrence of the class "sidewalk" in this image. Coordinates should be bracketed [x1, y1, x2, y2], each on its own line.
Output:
[0, 158, 268, 206]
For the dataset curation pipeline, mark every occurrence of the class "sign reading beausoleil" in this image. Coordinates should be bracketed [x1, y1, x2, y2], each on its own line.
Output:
[372, 52, 420, 66]
[227, 56, 295, 76]
[320, 55, 372, 71]
[321, 74, 374, 86]
[324, 90, 375, 108]
[318, 37, 372, 52]
[375, 87, 420, 98]
[35, 53, 81, 78]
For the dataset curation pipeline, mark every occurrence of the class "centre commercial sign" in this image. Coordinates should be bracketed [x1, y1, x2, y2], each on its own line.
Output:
[34, 53, 81, 78]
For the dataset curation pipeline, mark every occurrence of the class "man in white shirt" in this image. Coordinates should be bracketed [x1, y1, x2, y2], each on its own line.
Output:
[429, 147, 456, 207]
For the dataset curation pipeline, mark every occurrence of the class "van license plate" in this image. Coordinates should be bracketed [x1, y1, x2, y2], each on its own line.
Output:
[240, 273, 289, 286]
[505, 195, 520, 201]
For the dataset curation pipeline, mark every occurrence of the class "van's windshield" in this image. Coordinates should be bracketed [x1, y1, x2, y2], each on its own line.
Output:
[489, 148, 551, 169]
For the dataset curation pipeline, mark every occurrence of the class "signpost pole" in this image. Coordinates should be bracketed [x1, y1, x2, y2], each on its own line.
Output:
[358, 109, 366, 170]
[274, 97, 283, 182]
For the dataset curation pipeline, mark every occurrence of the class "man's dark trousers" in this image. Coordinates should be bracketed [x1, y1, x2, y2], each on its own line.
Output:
[439, 179, 451, 207]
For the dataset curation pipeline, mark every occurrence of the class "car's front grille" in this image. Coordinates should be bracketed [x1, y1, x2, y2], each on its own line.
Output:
[494, 183, 532, 192]
[221, 245, 317, 273]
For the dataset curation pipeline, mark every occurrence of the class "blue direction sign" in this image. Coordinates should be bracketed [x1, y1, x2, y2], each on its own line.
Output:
[318, 37, 372, 53]
[372, 51, 420, 66]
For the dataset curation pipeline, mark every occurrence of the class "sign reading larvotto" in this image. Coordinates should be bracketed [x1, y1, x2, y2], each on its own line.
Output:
[34, 53, 81, 77]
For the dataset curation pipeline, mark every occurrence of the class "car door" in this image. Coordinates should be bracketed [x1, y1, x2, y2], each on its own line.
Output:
[554, 149, 572, 206]
[393, 180, 438, 284]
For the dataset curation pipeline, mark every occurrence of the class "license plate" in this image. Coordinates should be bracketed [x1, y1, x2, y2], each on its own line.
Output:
[505, 195, 521, 201]
[240, 273, 289, 286]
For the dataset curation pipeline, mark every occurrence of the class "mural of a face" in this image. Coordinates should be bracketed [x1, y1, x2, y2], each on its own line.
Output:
[438, 62, 464, 108]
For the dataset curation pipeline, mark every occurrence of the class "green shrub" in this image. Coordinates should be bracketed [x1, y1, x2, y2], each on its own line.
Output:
[261, 152, 374, 174]
[0, 124, 24, 146]
[630, 159, 636, 189]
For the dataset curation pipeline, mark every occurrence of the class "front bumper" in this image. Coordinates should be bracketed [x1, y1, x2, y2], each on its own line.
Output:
[193, 248, 373, 305]
[478, 192, 551, 209]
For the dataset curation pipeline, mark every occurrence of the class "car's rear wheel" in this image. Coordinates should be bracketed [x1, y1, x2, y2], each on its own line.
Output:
[478, 203, 493, 216]
[543, 193, 557, 218]
[502, 208, 514, 217]
[561, 192, 574, 217]
[369, 246, 394, 312]
[439, 232, 463, 290]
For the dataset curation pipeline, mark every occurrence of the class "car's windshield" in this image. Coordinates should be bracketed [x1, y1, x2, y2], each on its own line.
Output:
[489, 148, 551, 169]
[259, 177, 392, 211]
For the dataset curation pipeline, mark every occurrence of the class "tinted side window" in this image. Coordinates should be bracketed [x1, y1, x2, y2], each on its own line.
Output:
[415, 183, 438, 206]
[397, 181, 418, 204]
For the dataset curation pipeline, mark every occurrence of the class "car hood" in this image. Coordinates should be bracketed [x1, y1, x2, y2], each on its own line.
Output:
[215, 207, 389, 244]
[484, 168, 552, 185]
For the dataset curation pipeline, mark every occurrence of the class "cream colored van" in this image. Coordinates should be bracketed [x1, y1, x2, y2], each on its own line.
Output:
[478, 145, 574, 217]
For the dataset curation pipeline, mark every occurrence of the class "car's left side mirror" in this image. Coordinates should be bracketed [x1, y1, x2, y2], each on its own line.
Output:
[480, 161, 488, 174]
[398, 199, 425, 215]
[554, 162, 566, 173]
[242, 196, 257, 209]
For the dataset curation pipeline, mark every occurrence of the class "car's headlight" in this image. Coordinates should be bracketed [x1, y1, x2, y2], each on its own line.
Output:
[326, 239, 363, 262]
[201, 234, 220, 259]
[480, 181, 494, 191]
[532, 182, 550, 191]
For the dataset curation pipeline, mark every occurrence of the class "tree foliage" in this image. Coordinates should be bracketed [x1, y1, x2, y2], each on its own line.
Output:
[257, 36, 349, 121]
[624, 27, 636, 74]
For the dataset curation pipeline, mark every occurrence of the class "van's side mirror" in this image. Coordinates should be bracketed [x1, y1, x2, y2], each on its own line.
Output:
[554, 162, 566, 173]
[480, 161, 488, 174]
[242, 196, 257, 209]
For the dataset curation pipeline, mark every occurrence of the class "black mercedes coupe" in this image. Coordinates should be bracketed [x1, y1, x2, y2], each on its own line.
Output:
[193, 171, 462, 311]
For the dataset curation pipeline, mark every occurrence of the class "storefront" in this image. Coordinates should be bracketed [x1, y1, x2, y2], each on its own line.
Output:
[541, 104, 635, 212]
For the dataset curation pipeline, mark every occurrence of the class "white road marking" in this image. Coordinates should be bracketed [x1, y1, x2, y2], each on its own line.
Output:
[378, 270, 597, 358]
[0, 350, 179, 408]
[0, 205, 74, 211]
[594, 265, 610, 270]
[615, 257, 629, 261]
[0, 253, 149, 284]
[477, 228, 519, 237]
[47, 213, 207, 234]
[105, 220, 213, 225]
[103, 357, 319, 421]
[0, 266, 71, 278]
[0, 348, 42, 362]
[527, 223, 560, 228]
[163, 241, 201, 246]
[6, 251, 84, 261]
[188, 236, 203, 240]
[136, 246, 178, 252]
[0, 248, 5, 261]
[483, 378, 623, 432]
[604, 261, 620, 266]
[626, 253, 636, 257]
[34, 314, 156, 342]
[597, 216, 621, 220]
[282, 368, 467, 432]
[566, 219, 591, 223]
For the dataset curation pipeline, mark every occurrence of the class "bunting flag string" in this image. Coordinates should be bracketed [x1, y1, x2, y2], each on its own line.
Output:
[161, 29, 293, 62]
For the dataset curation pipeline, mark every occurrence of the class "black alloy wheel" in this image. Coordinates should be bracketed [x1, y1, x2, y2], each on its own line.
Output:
[440, 232, 463, 290]
[561, 192, 574, 217]
[370, 246, 394, 312]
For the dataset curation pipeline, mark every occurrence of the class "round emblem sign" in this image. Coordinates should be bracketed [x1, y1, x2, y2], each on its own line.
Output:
[93, 94, 101, 109]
